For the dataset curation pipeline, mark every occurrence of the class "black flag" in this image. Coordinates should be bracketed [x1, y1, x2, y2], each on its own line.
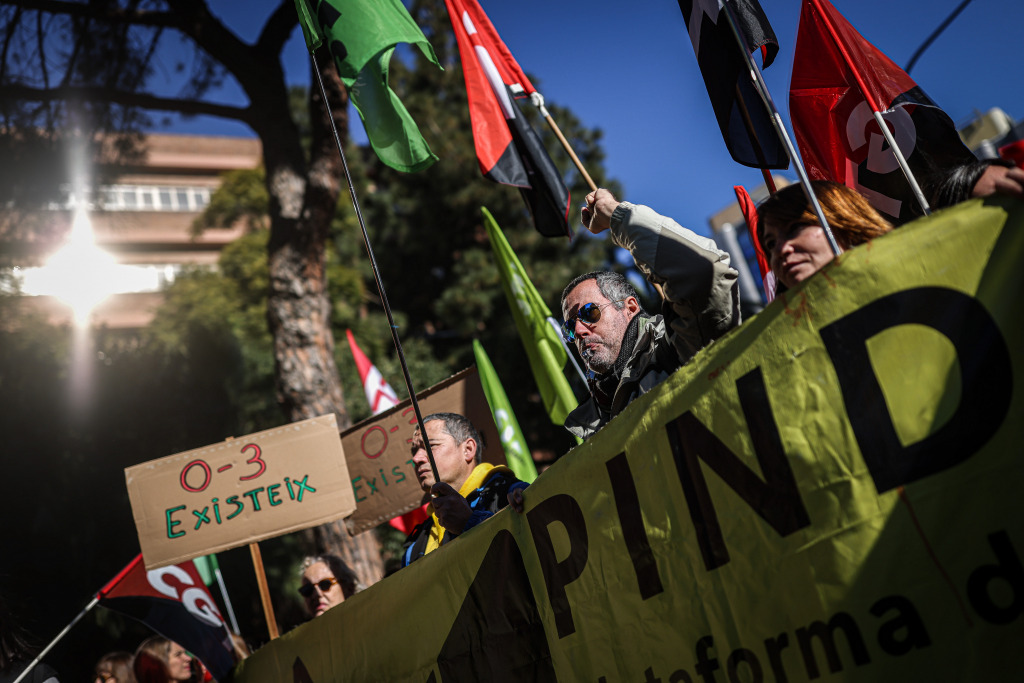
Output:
[678, 0, 789, 169]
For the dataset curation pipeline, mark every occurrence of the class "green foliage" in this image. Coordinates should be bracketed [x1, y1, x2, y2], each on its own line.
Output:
[0, 5, 628, 666]
[191, 168, 270, 235]
[336, 0, 624, 452]
[157, 0, 626, 451]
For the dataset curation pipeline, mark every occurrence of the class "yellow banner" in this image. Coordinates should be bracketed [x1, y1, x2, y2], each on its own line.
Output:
[234, 198, 1024, 682]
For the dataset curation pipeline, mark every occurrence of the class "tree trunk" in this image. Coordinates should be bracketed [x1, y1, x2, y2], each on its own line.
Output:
[260, 52, 384, 589]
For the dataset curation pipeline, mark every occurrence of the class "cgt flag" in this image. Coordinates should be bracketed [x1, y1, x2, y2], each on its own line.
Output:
[444, 0, 572, 238]
[481, 207, 578, 426]
[293, 0, 441, 173]
[98, 555, 235, 681]
[789, 0, 975, 225]
[473, 339, 538, 483]
[677, 0, 788, 169]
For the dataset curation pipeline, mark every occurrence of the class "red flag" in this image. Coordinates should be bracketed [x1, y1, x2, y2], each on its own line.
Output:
[734, 185, 775, 302]
[344, 330, 423, 534]
[790, 0, 974, 225]
[345, 329, 399, 415]
[677, 0, 789, 169]
[390, 503, 430, 535]
[98, 555, 235, 681]
[444, 0, 571, 238]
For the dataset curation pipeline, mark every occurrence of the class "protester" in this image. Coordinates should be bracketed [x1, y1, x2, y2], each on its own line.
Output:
[757, 180, 893, 291]
[401, 413, 527, 567]
[0, 593, 59, 683]
[133, 637, 193, 683]
[561, 188, 741, 440]
[928, 157, 1024, 212]
[298, 554, 360, 618]
[93, 652, 136, 683]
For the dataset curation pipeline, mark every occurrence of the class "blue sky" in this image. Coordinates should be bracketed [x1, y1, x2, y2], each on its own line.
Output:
[172, 0, 1024, 238]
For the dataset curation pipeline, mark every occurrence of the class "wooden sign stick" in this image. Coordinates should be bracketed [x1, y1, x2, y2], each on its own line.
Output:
[249, 541, 279, 640]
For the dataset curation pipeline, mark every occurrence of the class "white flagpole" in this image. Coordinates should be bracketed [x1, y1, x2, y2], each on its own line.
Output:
[213, 564, 240, 635]
[11, 597, 99, 683]
[718, 0, 842, 257]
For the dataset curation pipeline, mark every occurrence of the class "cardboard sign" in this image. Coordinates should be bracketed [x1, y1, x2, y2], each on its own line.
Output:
[126, 414, 355, 569]
[342, 367, 505, 535]
[231, 198, 1024, 682]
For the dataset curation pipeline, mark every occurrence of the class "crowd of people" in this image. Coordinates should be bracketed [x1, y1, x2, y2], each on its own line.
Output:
[6, 148, 1021, 683]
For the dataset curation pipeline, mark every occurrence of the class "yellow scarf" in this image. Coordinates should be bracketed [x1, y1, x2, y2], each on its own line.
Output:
[423, 463, 513, 555]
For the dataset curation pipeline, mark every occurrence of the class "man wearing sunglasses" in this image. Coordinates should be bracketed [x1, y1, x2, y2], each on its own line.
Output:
[562, 188, 741, 440]
[401, 413, 527, 568]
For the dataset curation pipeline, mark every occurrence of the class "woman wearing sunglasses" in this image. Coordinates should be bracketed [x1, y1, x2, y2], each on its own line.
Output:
[298, 554, 360, 618]
[563, 188, 741, 440]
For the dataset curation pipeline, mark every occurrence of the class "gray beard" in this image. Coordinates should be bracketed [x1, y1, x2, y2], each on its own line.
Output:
[585, 351, 614, 375]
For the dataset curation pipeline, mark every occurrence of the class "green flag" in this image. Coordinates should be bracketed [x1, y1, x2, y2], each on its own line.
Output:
[192, 554, 219, 586]
[473, 340, 538, 483]
[293, 0, 439, 172]
[481, 206, 578, 426]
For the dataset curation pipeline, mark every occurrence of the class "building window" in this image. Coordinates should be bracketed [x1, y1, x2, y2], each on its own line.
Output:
[193, 189, 210, 209]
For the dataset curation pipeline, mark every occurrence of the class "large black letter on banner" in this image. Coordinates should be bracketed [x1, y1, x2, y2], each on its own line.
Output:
[667, 368, 810, 571]
[819, 287, 1012, 493]
[606, 452, 664, 599]
[527, 494, 588, 638]
[436, 530, 555, 681]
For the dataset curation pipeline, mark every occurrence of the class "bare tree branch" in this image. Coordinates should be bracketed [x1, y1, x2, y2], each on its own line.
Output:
[0, 6, 24, 82]
[256, 0, 298, 58]
[0, 83, 252, 122]
[36, 11, 48, 90]
[3, 0, 181, 29]
[162, 0, 257, 89]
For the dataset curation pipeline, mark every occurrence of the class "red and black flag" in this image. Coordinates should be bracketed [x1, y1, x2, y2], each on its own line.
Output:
[789, 0, 975, 225]
[98, 555, 236, 681]
[677, 0, 789, 169]
[444, 0, 571, 238]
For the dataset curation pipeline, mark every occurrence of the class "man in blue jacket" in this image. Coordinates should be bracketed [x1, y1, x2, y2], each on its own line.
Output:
[401, 412, 527, 568]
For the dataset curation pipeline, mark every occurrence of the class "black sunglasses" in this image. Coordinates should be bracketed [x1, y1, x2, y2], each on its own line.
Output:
[298, 576, 338, 598]
[561, 300, 626, 342]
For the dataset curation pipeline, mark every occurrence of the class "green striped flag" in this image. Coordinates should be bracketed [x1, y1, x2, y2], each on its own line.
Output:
[293, 0, 440, 172]
[481, 207, 578, 426]
[473, 340, 537, 483]
[192, 554, 219, 585]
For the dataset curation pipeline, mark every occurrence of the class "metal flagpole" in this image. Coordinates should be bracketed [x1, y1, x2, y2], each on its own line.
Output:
[719, 0, 842, 257]
[12, 554, 150, 683]
[308, 52, 440, 485]
[10, 597, 99, 683]
[546, 317, 588, 385]
[212, 562, 240, 635]
[807, 0, 930, 217]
